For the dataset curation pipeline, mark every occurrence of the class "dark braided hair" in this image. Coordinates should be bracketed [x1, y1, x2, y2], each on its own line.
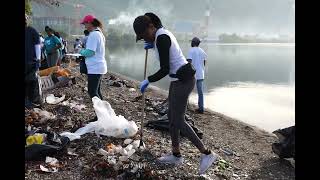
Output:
[144, 12, 163, 29]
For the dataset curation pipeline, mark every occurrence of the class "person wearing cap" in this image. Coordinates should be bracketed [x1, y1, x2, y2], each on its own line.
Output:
[25, 14, 42, 108]
[81, 30, 90, 48]
[187, 37, 207, 114]
[133, 12, 218, 175]
[79, 14, 107, 100]
[44, 28, 62, 67]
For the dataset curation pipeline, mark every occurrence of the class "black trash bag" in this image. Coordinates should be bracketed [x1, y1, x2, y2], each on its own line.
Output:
[272, 126, 295, 159]
[154, 99, 169, 116]
[146, 114, 203, 139]
[25, 129, 70, 161]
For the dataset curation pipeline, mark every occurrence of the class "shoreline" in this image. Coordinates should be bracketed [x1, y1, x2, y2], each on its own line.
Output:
[25, 67, 295, 179]
[109, 71, 274, 137]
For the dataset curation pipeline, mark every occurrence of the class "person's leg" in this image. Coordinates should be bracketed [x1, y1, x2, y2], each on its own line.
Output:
[51, 51, 59, 66]
[171, 78, 206, 153]
[196, 79, 204, 112]
[168, 81, 181, 154]
[46, 54, 52, 67]
[97, 74, 103, 100]
[25, 71, 31, 107]
[158, 82, 184, 165]
[87, 74, 101, 99]
[32, 73, 42, 104]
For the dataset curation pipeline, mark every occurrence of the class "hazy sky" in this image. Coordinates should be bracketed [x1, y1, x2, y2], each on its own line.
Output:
[33, 0, 295, 36]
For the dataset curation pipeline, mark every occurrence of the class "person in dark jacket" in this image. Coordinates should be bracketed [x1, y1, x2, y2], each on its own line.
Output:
[25, 14, 42, 108]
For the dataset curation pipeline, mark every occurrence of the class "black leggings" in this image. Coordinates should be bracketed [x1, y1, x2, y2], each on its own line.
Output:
[168, 77, 205, 152]
[87, 74, 103, 100]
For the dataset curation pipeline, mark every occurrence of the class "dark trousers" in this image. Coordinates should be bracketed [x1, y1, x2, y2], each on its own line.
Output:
[168, 77, 205, 151]
[25, 63, 41, 105]
[87, 74, 103, 100]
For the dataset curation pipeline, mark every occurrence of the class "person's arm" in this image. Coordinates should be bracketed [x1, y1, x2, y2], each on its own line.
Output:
[187, 49, 193, 63]
[147, 34, 171, 82]
[51, 37, 61, 52]
[35, 44, 41, 60]
[203, 49, 207, 66]
[79, 49, 95, 57]
[82, 33, 97, 58]
[32, 28, 41, 69]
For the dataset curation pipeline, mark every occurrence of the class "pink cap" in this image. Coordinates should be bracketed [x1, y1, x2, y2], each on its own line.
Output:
[80, 14, 96, 24]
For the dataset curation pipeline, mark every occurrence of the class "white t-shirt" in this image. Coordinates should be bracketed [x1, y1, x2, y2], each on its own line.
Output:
[187, 47, 207, 80]
[85, 29, 107, 74]
[40, 36, 45, 48]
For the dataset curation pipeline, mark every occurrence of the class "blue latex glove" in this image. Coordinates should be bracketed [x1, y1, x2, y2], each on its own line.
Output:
[140, 79, 149, 93]
[144, 42, 154, 49]
[80, 49, 95, 57]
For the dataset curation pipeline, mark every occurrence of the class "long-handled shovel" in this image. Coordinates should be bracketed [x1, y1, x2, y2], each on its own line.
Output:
[139, 49, 148, 148]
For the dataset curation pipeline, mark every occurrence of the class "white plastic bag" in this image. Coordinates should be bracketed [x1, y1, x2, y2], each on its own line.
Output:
[60, 97, 138, 140]
[92, 96, 138, 138]
[46, 94, 66, 104]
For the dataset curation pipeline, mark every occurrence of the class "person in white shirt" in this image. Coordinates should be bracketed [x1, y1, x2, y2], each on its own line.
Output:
[79, 14, 107, 100]
[39, 33, 45, 60]
[187, 37, 207, 113]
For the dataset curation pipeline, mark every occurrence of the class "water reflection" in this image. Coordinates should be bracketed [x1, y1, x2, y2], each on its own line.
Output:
[106, 42, 295, 132]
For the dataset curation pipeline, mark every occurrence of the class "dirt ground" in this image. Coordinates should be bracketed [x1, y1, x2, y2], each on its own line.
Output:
[25, 62, 295, 180]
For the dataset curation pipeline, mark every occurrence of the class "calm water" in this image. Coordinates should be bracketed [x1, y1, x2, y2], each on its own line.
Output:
[106, 42, 295, 132]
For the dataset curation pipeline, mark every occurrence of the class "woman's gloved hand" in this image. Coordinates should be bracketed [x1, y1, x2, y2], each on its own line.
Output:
[144, 42, 154, 50]
[140, 79, 149, 93]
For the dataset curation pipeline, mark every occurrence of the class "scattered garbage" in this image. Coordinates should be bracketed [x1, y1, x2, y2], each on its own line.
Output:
[221, 148, 235, 156]
[39, 165, 58, 173]
[29, 108, 55, 124]
[124, 139, 133, 145]
[45, 156, 59, 167]
[153, 99, 169, 115]
[60, 97, 138, 140]
[98, 148, 109, 156]
[129, 88, 136, 92]
[106, 75, 134, 88]
[127, 149, 136, 157]
[25, 130, 70, 161]
[62, 100, 86, 112]
[46, 94, 66, 104]
[67, 148, 78, 156]
[59, 132, 81, 141]
[119, 156, 129, 162]
[26, 133, 46, 146]
[95, 137, 147, 171]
